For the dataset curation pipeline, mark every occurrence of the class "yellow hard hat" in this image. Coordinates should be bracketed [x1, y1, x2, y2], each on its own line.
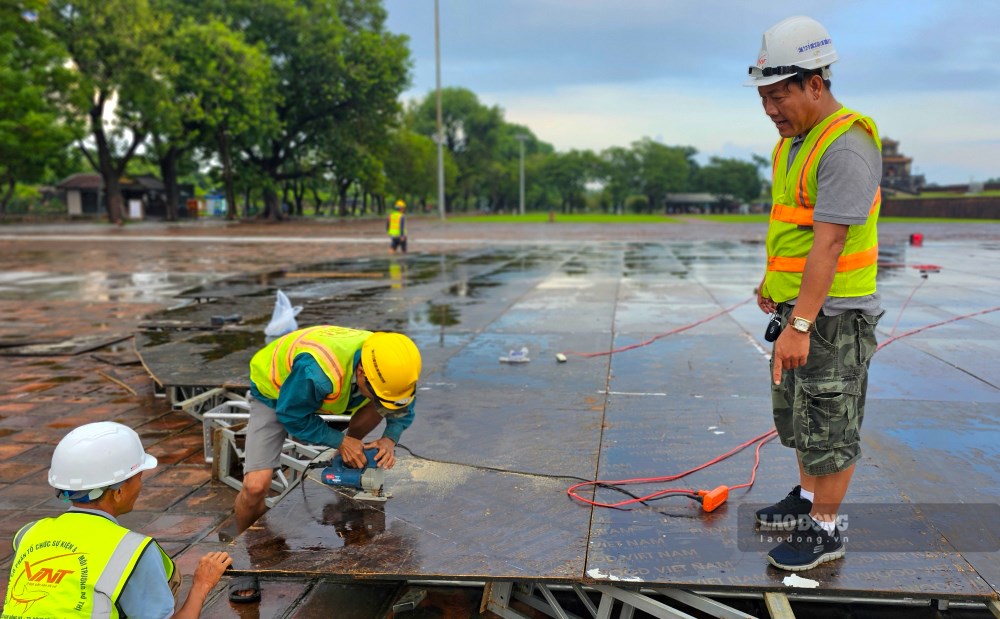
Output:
[395, 199, 406, 209]
[361, 332, 421, 409]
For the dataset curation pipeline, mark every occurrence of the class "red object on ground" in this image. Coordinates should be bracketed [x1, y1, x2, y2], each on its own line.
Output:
[909, 233, 924, 246]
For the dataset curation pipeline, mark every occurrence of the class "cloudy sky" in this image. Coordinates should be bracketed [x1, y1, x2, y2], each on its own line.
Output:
[384, 0, 999, 186]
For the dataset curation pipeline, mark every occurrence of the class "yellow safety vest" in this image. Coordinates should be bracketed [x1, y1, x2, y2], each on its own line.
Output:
[387, 211, 404, 237]
[249, 326, 371, 414]
[762, 107, 881, 303]
[3, 512, 174, 619]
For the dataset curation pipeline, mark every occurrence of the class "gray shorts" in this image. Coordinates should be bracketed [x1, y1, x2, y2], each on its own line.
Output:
[243, 394, 288, 473]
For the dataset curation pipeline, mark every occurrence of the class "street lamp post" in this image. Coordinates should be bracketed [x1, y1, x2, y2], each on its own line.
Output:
[515, 134, 528, 216]
[434, 0, 446, 220]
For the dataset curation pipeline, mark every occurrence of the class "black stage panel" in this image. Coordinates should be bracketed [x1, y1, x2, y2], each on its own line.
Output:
[180, 243, 999, 600]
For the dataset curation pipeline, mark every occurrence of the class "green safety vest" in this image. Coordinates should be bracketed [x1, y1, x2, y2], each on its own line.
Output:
[761, 107, 882, 303]
[3, 512, 174, 619]
[249, 326, 371, 414]
[387, 211, 404, 236]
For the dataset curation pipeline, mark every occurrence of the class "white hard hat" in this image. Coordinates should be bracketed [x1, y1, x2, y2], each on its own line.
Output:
[745, 16, 838, 87]
[49, 422, 158, 492]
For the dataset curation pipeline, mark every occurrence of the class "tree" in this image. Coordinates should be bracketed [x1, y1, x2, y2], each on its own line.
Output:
[599, 146, 639, 214]
[695, 157, 763, 203]
[539, 149, 598, 213]
[164, 18, 277, 220]
[224, 0, 410, 220]
[0, 2, 79, 215]
[632, 139, 697, 213]
[383, 129, 456, 209]
[45, 0, 169, 223]
[408, 87, 504, 211]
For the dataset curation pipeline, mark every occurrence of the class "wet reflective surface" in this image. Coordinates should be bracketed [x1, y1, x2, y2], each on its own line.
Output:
[0, 270, 223, 305]
[129, 240, 1000, 600]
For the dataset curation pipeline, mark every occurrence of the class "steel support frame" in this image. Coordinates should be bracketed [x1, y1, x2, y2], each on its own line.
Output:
[170, 385, 247, 420]
[484, 581, 760, 619]
[203, 398, 350, 508]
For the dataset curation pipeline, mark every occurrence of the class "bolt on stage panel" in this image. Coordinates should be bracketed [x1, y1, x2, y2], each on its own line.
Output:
[195, 242, 1000, 601]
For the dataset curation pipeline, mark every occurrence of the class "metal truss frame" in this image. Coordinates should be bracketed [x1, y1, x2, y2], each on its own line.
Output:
[483, 581, 762, 619]
[169, 385, 248, 420]
[482, 581, 1000, 619]
[201, 397, 350, 508]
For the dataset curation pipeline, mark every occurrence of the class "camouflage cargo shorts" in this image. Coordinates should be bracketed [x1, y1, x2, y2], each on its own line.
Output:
[771, 304, 883, 476]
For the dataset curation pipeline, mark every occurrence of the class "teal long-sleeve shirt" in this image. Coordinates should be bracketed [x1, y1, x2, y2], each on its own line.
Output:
[249, 352, 414, 448]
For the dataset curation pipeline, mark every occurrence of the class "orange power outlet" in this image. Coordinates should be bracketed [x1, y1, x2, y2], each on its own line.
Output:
[698, 486, 729, 512]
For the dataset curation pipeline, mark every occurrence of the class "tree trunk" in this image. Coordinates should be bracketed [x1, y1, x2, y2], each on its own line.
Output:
[217, 129, 238, 220]
[337, 181, 350, 217]
[159, 145, 180, 221]
[311, 186, 323, 216]
[0, 174, 14, 216]
[243, 186, 251, 218]
[262, 185, 283, 220]
[87, 94, 142, 224]
[293, 180, 305, 216]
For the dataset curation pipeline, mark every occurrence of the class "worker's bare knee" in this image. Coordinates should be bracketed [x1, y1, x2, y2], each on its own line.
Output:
[240, 469, 273, 499]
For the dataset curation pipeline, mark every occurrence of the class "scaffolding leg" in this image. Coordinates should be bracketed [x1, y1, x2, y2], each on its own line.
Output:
[764, 592, 796, 619]
[206, 401, 349, 508]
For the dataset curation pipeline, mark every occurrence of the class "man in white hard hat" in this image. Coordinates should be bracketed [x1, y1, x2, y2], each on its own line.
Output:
[746, 16, 884, 571]
[2, 422, 233, 618]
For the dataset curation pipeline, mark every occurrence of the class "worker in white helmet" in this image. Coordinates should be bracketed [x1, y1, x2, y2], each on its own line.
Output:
[2, 422, 232, 618]
[746, 16, 884, 571]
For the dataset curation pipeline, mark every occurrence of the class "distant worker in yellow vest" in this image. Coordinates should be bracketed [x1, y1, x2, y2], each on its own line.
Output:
[3, 422, 232, 618]
[746, 16, 884, 572]
[230, 327, 421, 601]
[387, 199, 408, 253]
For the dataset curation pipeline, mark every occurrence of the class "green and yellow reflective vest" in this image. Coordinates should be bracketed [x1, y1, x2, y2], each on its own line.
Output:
[762, 107, 881, 303]
[3, 512, 174, 618]
[387, 211, 404, 237]
[249, 326, 371, 414]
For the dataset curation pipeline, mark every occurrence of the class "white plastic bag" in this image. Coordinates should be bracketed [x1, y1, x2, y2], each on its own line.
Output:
[264, 290, 303, 337]
[499, 347, 530, 363]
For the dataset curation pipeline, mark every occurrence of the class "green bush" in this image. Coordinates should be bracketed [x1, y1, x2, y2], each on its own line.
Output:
[625, 195, 649, 214]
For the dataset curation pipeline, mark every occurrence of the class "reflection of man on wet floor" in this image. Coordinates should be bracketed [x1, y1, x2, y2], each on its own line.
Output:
[322, 503, 386, 545]
[229, 326, 421, 602]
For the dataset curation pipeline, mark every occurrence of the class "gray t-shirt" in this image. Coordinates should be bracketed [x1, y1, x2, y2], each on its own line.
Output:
[784, 123, 883, 315]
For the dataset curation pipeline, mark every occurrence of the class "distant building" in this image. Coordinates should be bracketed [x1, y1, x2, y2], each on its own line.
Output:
[57, 173, 104, 216]
[56, 173, 194, 219]
[881, 137, 925, 195]
[663, 193, 741, 214]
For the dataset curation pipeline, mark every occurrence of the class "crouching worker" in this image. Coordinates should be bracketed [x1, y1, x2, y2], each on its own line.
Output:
[230, 326, 421, 602]
[2, 422, 232, 619]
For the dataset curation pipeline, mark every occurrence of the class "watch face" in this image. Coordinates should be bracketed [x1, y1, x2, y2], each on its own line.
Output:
[792, 318, 810, 332]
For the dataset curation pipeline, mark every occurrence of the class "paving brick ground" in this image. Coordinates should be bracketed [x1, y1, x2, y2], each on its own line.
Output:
[1, 216, 999, 616]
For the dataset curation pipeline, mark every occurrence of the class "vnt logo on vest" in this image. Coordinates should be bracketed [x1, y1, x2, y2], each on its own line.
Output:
[9, 553, 83, 612]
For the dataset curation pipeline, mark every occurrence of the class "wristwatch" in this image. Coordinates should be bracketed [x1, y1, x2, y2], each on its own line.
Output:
[790, 316, 813, 333]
